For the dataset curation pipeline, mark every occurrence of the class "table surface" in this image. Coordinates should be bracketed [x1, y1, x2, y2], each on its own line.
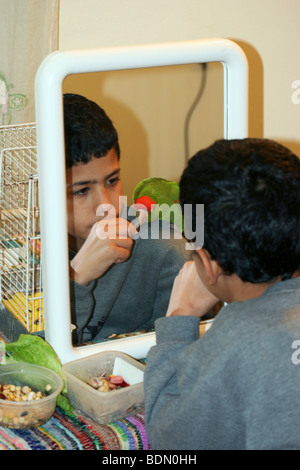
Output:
[0, 330, 150, 451]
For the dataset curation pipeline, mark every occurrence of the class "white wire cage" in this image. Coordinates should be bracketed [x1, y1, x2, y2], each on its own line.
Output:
[0, 123, 43, 333]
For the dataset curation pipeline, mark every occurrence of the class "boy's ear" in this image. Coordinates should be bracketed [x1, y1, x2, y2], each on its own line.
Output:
[195, 248, 223, 285]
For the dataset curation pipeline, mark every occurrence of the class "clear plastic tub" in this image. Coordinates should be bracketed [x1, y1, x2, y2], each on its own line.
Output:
[0, 362, 64, 428]
[62, 351, 145, 424]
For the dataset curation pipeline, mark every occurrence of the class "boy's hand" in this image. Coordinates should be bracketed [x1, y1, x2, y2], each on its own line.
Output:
[70, 217, 138, 286]
[166, 261, 219, 318]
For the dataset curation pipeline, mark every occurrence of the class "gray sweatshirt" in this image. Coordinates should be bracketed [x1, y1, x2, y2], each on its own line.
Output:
[70, 220, 190, 344]
[144, 278, 300, 450]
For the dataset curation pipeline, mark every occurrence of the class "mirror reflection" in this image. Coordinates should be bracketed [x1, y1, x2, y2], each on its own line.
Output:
[62, 64, 224, 347]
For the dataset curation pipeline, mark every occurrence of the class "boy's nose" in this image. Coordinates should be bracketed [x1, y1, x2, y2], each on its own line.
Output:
[94, 188, 110, 206]
[96, 203, 116, 219]
[94, 189, 113, 217]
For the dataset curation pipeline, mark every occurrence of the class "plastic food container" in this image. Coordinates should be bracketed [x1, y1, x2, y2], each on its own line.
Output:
[62, 351, 145, 424]
[0, 363, 64, 428]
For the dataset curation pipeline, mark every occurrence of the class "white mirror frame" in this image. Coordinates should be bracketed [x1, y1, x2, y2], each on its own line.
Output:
[35, 38, 248, 364]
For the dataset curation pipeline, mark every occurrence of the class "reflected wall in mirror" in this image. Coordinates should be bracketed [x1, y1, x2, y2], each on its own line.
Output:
[63, 64, 224, 204]
[62, 64, 224, 348]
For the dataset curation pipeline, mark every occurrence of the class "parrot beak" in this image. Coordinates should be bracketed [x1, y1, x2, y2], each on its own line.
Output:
[134, 195, 156, 213]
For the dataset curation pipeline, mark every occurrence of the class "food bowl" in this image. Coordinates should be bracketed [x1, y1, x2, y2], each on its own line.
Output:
[62, 351, 145, 424]
[0, 363, 64, 428]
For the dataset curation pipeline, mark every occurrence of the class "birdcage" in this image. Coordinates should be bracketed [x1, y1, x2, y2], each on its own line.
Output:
[0, 123, 43, 333]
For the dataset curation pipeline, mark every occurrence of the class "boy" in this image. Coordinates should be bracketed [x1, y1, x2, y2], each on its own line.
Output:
[64, 93, 190, 344]
[144, 138, 300, 450]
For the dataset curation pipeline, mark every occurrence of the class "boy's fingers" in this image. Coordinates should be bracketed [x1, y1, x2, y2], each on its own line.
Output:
[112, 245, 133, 264]
[166, 261, 219, 317]
[115, 220, 138, 239]
[113, 235, 134, 251]
[95, 203, 116, 218]
[95, 218, 138, 240]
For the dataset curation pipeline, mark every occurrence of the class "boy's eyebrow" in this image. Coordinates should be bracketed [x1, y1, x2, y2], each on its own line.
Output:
[67, 169, 120, 188]
[104, 168, 121, 180]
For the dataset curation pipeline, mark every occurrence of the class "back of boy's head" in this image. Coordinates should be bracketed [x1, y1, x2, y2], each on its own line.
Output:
[180, 138, 300, 283]
[63, 93, 120, 168]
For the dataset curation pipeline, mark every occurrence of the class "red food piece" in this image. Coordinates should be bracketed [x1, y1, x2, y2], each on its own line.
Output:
[104, 375, 130, 389]
[108, 382, 118, 390]
[109, 375, 125, 385]
[119, 380, 129, 388]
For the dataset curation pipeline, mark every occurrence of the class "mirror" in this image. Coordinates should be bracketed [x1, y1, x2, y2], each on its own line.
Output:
[63, 63, 223, 348]
[35, 38, 248, 363]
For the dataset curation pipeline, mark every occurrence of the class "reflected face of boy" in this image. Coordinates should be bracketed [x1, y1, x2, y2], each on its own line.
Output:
[66, 149, 122, 251]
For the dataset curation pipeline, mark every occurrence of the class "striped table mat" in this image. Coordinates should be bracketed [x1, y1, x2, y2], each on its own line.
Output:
[0, 407, 150, 450]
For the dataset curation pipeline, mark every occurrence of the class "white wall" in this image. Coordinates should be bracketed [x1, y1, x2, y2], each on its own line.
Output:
[59, 0, 300, 198]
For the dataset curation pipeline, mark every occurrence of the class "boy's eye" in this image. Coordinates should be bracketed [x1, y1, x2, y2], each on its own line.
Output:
[106, 176, 120, 186]
[73, 187, 89, 197]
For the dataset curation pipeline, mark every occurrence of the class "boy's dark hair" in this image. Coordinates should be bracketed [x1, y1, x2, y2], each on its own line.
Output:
[63, 93, 120, 168]
[180, 138, 300, 283]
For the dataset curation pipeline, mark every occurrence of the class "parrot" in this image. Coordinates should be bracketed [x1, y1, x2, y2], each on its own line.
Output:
[132, 177, 184, 232]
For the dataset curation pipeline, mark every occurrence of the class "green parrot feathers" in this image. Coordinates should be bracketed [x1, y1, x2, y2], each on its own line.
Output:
[133, 177, 180, 207]
[133, 177, 183, 231]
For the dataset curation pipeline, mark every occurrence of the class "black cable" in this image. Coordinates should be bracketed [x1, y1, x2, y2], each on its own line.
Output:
[184, 63, 207, 162]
